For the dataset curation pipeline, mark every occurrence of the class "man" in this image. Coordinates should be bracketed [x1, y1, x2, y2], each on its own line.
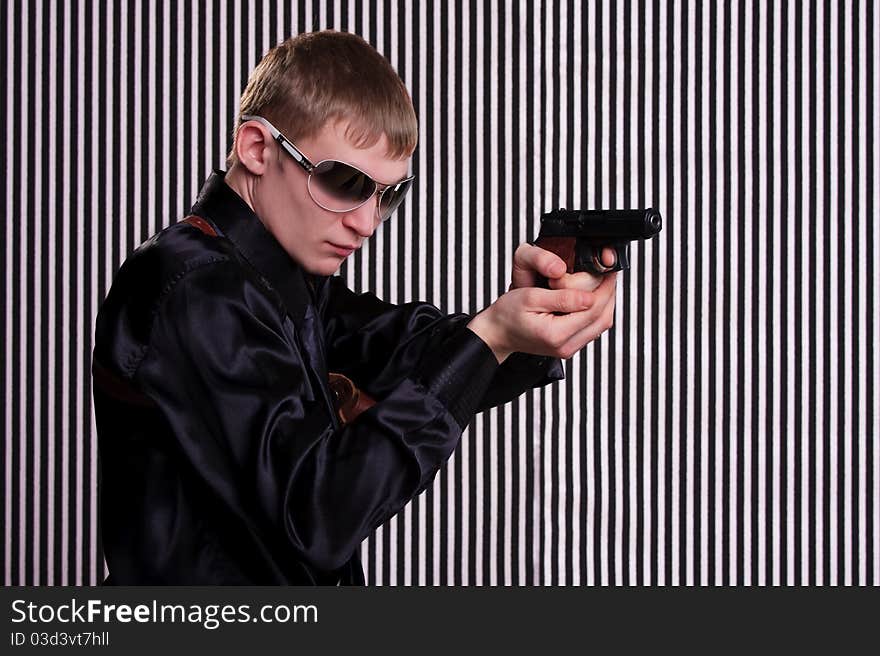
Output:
[93, 30, 617, 584]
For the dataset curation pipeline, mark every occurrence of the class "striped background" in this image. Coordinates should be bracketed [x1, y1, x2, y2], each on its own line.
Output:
[3, 0, 878, 586]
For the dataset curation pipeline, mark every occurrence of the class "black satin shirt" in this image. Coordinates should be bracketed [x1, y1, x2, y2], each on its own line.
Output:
[92, 171, 564, 585]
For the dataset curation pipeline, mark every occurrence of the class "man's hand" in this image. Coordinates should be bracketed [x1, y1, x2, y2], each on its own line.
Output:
[509, 242, 617, 293]
[467, 269, 619, 364]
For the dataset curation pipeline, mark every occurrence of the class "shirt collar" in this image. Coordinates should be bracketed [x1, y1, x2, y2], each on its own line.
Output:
[190, 169, 323, 329]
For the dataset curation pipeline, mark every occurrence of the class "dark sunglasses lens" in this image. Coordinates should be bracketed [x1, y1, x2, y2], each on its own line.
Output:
[310, 160, 376, 210]
[378, 178, 414, 220]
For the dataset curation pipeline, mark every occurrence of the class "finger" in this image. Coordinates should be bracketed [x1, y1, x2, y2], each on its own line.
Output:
[548, 271, 604, 293]
[561, 289, 617, 354]
[540, 307, 602, 348]
[523, 287, 595, 314]
[601, 247, 617, 268]
[589, 269, 619, 301]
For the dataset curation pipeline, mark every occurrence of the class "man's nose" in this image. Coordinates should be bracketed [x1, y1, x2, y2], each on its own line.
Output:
[341, 197, 380, 237]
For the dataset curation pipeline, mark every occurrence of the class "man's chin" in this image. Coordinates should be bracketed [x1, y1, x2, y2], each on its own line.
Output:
[302, 259, 343, 278]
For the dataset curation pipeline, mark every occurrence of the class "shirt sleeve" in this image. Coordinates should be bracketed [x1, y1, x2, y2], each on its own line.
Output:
[132, 260, 498, 572]
[319, 275, 564, 412]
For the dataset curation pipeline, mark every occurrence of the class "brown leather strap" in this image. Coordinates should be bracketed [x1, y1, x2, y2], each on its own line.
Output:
[181, 214, 218, 237]
[328, 373, 376, 425]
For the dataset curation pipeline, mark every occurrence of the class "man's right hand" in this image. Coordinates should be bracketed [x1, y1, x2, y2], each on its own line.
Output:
[466, 270, 618, 364]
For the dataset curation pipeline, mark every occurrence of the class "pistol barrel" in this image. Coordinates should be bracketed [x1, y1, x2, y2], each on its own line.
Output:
[539, 208, 662, 240]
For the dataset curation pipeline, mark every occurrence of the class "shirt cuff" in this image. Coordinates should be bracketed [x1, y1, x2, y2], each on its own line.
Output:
[415, 324, 500, 429]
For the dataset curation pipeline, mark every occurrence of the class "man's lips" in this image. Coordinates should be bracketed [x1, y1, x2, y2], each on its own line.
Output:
[327, 241, 359, 256]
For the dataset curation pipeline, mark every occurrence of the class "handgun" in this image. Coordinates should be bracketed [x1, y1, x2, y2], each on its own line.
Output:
[532, 208, 662, 282]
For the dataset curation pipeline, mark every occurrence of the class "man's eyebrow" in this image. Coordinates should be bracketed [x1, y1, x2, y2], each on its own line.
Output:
[376, 178, 405, 189]
[377, 168, 414, 186]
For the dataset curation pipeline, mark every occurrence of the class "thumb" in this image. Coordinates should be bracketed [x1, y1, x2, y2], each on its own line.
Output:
[513, 243, 566, 281]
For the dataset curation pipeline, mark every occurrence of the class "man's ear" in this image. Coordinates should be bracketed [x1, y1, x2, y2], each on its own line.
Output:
[234, 123, 273, 175]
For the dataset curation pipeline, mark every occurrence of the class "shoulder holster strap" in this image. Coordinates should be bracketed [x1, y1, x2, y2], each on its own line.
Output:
[182, 214, 376, 425]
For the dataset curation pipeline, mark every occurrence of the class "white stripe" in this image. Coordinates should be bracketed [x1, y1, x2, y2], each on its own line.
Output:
[634, 0, 648, 586]
[685, 0, 697, 587]
[518, 0, 529, 587]
[785, 0, 797, 585]
[189, 0, 198, 197]
[856, 0, 868, 587]
[459, 0, 470, 586]
[374, 525, 382, 586]
[771, 0, 783, 587]
[713, 0, 725, 586]
[644, 0, 656, 586]
[842, 0, 854, 587]
[133, 0, 142, 246]
[670, 0, 683, 587]
[33, 0, 44, 586]
[570, 0, 583, 588]
[46, 0, 59, 587]
[828, 0, 839, 587]
[88, 0, 101, 584]
[728, 0, 740, 587]
[599, 0, 612, 588]
[812, 0, 824, 585]
[804, 0, 814, 584]
[402, 0, 414, 588]
[557, 0, 569, 587]
[147, 0, 156, 238]
[699, 0, 711, 587]
[584, 0, 596, 587]
[536, 0, 547, 564]
[873, 0, 880, 585]
[473, 0, 485, 587]
[488, 0, 501, 589]
[431, 0, 443, 587]
[176, 0, 184, 222]
[61, 0, 76, 583]
[742, 0, 754, 587]
[756, 0, 769, 587]
[18, 0, 29, 585]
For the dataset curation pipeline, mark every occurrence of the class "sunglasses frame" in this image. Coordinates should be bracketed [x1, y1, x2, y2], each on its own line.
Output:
[239, 114, 414, 222]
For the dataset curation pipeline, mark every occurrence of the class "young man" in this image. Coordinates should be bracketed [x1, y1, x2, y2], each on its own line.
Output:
[93, 31, 618, 584]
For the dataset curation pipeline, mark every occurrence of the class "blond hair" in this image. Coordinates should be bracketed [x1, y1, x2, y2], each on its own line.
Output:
[228, 30, 418, 166]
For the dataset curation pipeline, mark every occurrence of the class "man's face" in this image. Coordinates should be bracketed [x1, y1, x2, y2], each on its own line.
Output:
[250, 120, 411, 276]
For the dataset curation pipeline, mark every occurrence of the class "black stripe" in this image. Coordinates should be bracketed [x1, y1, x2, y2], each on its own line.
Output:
[665, 0, 676, 585]
[835, 0, 847, 586]
[850, 0, 860, 586]
[693, 0, 704, 585]
[865, 0, 875, 587]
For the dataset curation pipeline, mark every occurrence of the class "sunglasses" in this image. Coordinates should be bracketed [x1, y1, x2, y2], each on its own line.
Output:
[239, 114, 415, 222]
